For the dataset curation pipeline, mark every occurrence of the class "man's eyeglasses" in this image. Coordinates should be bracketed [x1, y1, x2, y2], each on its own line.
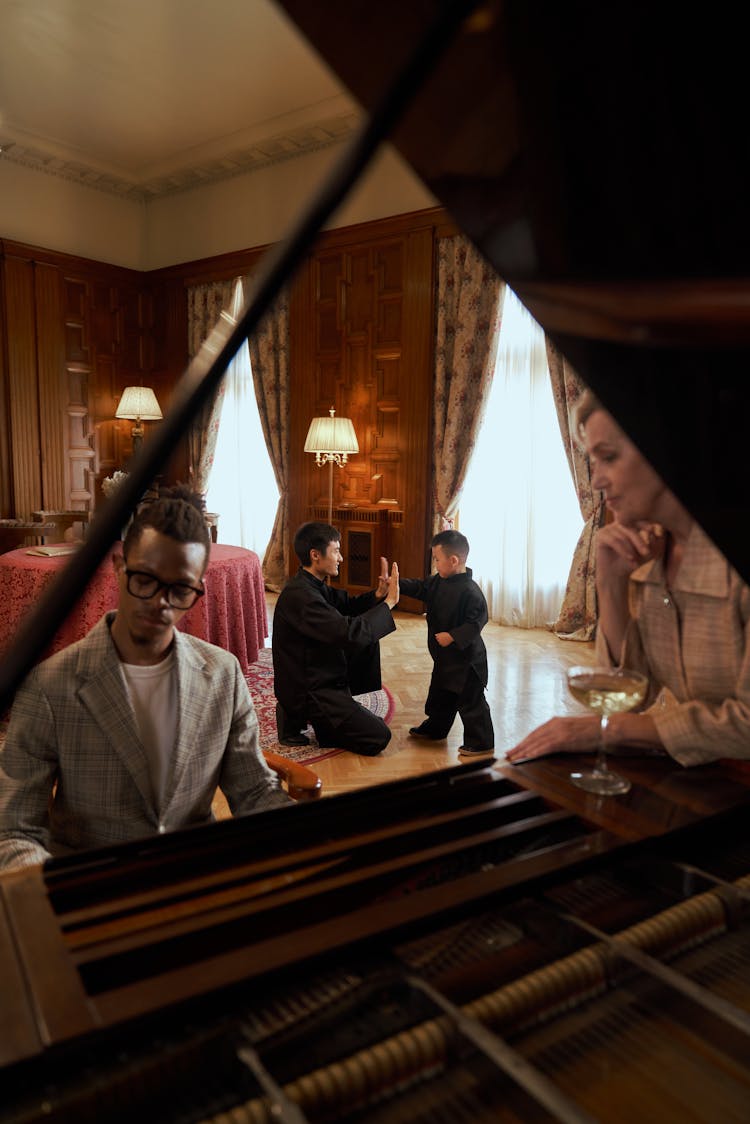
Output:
[124, 569, 205, 609]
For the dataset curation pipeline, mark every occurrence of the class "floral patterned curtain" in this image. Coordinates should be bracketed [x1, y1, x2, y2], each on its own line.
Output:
[433, 235, 504, 531]
[546, 339, 603, 640]
[247, 286, 291, 592]
[186, 279, 236, 493]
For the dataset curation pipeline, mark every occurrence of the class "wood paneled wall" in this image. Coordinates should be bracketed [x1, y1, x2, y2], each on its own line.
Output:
[2, 253, 41, 516]
[0, 208, 454, 593]
[289, 213, 439, 595]
[0, 240, 188, 517]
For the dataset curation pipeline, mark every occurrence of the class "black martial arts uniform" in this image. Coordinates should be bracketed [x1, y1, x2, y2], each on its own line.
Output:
[272, 568, 396, 756]
[399, 568, 494, 751]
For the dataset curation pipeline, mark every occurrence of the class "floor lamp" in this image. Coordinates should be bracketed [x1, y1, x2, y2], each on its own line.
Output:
[304, 407, 359, 523]
[116, 386, 163, 454]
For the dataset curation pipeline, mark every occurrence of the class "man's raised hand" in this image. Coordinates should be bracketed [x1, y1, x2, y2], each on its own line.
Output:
[376, 556, 390, 599]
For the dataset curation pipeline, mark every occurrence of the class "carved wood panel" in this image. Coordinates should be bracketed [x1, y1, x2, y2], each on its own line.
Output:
[3, 255, 41, 516]
[308, 240, 409, 513]
[62, 275, 96, 510]
[289, 216, 435, 596]
[90, 281, 124, 493]
[34, 264, 67, 510]
[0, 261, 9, 514]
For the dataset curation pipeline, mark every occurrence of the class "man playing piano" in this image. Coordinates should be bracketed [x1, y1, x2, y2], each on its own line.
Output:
[0, 486, 290, 872]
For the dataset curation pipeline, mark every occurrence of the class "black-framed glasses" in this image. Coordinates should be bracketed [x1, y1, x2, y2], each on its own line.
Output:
[124, 568, 205, 609]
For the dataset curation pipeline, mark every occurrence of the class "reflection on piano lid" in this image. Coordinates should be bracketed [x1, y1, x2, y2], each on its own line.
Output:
[277, 0, 750, 583]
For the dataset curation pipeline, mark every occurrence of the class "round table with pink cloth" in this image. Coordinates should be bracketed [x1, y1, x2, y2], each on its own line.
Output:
[0, 543, 267, 670]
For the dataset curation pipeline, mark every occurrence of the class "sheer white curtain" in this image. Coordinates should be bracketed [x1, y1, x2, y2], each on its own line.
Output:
[459, 288, 582, 628]
[205, 340, 278, 558]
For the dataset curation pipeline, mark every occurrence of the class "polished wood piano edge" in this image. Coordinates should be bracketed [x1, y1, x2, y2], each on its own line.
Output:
[58, 788, 545, 939]
[38, 766, 526, 917]
[85, 829, 615, 1032]
[496, 756, 750, 840]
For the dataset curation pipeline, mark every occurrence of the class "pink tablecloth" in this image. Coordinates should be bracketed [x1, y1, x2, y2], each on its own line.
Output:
[0, 543, 267, 670]
[179, 544, 268, 668]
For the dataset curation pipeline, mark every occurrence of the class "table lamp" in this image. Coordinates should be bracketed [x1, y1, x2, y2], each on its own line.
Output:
[304, 407, 359, 523]
[116, 386, 163, 453]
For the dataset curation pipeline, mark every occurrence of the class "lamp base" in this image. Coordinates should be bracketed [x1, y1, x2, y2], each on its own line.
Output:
[130, 420, 145, 455]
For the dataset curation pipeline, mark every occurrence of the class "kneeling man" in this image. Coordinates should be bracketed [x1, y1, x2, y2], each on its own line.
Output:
[273, 522, 399, 756]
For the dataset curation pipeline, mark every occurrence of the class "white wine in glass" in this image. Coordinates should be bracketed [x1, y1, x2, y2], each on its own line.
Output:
[566, 666, 649, 796]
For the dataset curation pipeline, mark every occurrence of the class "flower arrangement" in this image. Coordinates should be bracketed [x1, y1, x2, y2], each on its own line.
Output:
[101, 470, 129, 498]
[101, 471, 133, 538]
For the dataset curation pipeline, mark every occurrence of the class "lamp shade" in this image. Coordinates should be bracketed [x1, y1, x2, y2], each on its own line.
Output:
[115, 386, 163, 421]
[304, 408, 359, 454]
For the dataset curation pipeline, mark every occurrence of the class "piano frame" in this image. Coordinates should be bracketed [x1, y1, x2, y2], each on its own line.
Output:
[2, 755, 750, 1121]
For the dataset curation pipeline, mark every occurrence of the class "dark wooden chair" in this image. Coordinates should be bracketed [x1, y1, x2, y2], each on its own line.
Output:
[263, 751, 322, 801]
[212, 752, 321, 820]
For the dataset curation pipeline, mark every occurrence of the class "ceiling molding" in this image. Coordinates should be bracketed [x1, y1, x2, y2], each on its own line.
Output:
[0, 111, 362, 202]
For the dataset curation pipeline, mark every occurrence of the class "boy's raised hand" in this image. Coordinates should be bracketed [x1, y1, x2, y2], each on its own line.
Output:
[384, 561, 400, 609]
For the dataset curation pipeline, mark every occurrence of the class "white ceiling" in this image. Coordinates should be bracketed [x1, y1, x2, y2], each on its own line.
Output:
[0, 0, 362, 198]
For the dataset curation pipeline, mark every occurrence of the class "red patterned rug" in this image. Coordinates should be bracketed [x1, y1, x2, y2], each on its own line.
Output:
[246, 648, 395, 765]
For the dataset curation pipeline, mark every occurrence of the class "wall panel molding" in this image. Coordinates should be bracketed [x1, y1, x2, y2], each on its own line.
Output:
[288, 216, 437, 596]
[4, 255, 41, 515]
[34, 264, 67, 509]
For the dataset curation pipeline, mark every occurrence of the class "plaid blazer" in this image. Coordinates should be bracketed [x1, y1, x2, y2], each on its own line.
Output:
[0, 613, 289, 870]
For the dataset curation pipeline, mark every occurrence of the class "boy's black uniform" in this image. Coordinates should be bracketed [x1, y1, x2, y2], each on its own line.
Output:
[400, 568, 494, 751]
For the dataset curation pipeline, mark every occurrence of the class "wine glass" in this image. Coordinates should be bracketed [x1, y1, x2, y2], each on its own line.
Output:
[566, 666, 649, 796]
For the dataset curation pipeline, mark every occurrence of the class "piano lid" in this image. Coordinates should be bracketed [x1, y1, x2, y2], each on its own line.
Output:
[277, 0, 750, 583]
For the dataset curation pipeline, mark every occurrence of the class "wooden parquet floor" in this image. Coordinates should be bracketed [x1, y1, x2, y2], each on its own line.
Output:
[263, 592, 595, 800]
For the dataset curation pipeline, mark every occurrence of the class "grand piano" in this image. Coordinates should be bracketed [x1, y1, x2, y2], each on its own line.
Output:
[2, 3, 749, 1120]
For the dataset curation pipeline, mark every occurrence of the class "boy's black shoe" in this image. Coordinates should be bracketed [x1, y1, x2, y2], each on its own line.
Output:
[458, 745, 495, 757]
[408, 724, 445, 740]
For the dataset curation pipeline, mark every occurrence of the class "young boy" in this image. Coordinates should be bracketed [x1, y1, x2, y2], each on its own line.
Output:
[400, 530, 494, 757]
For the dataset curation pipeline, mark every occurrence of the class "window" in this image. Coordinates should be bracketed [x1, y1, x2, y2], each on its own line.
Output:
[459, 288, 582, 627]
[205, 341, 278, 557]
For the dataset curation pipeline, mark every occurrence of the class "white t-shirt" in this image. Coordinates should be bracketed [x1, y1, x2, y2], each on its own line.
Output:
[120, 650, 178, 808]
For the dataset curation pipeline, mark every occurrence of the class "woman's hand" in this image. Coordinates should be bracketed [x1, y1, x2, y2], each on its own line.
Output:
[506, 711, 664, 763]
[596, 520, 663, 583]
[595, 521, 664, 662]
[505, 716, 601, 763]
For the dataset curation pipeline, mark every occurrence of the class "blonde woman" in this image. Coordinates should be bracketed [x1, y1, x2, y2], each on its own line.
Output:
[507, 391, 750, 766]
